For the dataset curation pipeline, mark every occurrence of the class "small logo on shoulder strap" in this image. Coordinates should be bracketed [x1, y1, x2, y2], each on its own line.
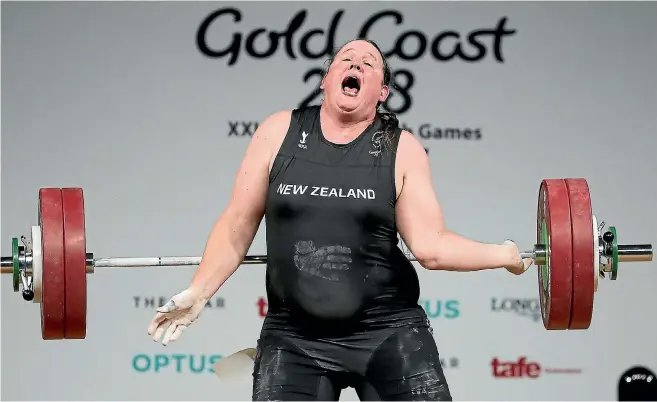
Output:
[369, 131, 383, 157]
[298, 131, 309, 150]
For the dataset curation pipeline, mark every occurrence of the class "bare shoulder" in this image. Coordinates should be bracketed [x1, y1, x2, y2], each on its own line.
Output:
[396, 129, 430, 174]
[248, 109, 292, 158]
[254, 110, 293, 143]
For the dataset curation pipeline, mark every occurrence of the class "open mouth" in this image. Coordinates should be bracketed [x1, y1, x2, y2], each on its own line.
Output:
[341, 76, 361, 97]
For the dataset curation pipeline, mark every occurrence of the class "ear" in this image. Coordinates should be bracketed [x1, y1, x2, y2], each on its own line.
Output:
[378, 85, 390, 104]
[319, 67, 330, 90]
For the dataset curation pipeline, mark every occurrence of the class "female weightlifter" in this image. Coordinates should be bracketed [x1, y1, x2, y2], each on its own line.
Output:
[147, 38, 533, 401]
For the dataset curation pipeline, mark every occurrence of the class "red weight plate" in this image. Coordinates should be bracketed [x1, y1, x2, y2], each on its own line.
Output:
[565, 178, 595, 330]
[537, 179, 573, 330]
[39, 188, 66, 340]
[62, 188, 87, 339]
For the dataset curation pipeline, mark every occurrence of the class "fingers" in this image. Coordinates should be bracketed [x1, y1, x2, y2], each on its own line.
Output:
[170, 323, 188, 343]
[162, 320, 188, 346]
[323, 252, 352, 270]
[324, 245, 352, 254]
[151, 320, 169, 342]
[326, 254, 352, 264]
[508, 258, 533, 275]
[161, 319, 179, 344]
[321, 263, 350, 270]
[147, 312, 168, 335]
[502, 240, 529, 274]
[151, 317, 189, 345]
[147, 297, 180, 341]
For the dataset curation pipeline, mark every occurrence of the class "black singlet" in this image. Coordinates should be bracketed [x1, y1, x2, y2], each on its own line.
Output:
[262, 105, 429, 335]
[252, 106, 451, 401]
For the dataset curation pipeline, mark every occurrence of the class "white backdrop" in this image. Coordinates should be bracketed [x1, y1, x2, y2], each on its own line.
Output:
[2, 1, 656, 400]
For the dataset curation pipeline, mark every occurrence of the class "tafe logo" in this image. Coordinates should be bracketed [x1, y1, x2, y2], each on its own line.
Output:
[491, 357, 582, 378]
[491, 357, 541, 378]
[257, 297, 268, 317]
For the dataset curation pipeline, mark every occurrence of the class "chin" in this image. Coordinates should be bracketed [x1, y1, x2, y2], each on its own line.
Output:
[334, 95, 363, 113]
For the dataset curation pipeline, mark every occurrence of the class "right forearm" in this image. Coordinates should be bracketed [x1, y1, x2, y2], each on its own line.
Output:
[184, 110, 285, 299]
[188, 213, 258, 299]
[419, 230, 514, 272]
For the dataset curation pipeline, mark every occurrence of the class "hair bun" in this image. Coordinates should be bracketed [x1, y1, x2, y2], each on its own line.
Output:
[380, 112, 399, 127]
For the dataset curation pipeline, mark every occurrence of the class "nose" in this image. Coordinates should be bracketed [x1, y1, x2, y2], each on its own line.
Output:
[349, 63, 362, 72]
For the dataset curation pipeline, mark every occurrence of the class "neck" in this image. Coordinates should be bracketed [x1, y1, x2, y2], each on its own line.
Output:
[320, 103, 376, 139]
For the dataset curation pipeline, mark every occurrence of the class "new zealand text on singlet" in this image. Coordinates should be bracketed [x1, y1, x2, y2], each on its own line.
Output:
[276, 183, 376, 200]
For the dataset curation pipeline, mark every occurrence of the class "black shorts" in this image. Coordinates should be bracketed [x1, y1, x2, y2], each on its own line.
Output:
[252, 325, 452, 401]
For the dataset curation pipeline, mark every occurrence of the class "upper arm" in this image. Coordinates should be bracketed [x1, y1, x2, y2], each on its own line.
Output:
[224, 110, 291, 225]
[395, 130, 446, 262]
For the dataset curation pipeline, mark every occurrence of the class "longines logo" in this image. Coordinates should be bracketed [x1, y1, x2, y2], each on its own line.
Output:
[491, 297, 540, 322]
[133, 296, 225, 309]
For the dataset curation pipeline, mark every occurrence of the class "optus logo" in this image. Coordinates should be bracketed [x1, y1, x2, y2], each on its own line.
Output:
[132, 354, 222, 374]
[419, 299, 460, 319]
[257, 297, 460, 319]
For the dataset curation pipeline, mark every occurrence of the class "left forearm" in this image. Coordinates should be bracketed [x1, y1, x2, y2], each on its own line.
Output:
[417, 231, 513, 271]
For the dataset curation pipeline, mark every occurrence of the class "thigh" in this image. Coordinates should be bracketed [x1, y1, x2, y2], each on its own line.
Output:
[252, 334, 341, 401]
[358, 326, 452, 401]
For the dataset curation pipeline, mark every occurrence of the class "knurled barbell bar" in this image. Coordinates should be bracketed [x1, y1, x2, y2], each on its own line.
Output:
[1, 179, 653, 340]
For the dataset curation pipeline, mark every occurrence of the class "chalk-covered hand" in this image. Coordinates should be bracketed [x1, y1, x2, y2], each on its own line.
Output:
[147, 288, 207, 346]
[503, 240, 533, 275]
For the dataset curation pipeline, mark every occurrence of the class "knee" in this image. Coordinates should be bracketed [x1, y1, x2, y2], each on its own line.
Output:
[368, 370, 452, 401]
[402, 369, 452, 401]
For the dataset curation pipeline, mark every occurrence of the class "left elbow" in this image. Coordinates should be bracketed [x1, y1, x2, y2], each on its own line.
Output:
[413, 247, 442, 270]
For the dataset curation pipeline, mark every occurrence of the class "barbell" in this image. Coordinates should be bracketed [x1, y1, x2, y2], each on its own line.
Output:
[1, 179, 653, 340]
